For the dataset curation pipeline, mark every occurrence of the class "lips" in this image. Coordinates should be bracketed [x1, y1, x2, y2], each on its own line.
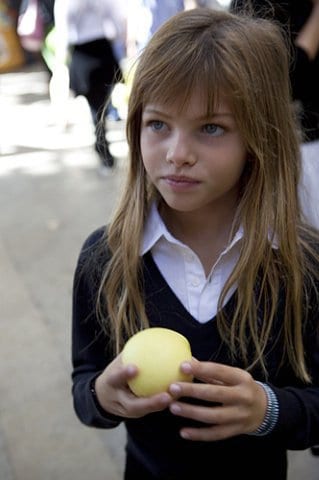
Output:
[163, 175, 200, 184]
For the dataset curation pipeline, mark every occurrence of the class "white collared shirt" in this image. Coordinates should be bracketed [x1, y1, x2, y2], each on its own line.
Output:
[141, 203, 243, 323]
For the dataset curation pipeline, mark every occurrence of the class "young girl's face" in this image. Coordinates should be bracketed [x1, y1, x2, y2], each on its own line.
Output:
[140, 89, 248, 217]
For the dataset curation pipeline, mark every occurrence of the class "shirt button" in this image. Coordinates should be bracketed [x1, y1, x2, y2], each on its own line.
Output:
[191, 277, 200, 287]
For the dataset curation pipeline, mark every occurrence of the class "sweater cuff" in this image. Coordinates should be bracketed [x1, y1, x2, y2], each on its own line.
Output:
[248, 382, 279, 436]
[89, 376, 123, 425]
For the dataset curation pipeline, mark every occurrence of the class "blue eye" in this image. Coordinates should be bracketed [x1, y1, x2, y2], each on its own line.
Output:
[150, 120, 164, 131]
[203, 124, 224, 136]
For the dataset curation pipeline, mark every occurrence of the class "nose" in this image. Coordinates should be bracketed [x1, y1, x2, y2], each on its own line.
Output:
[166, 132, 196, 166]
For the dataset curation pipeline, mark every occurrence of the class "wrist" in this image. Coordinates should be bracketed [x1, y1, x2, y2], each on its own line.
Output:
[90, 376, 122, 424]
[248, 382, 279, 436]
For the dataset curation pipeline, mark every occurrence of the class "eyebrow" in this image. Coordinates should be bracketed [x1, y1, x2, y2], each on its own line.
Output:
[142, 107, 234, 119]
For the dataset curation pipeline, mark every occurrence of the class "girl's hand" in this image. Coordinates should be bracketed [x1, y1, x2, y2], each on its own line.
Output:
[168, 358, 267, 441]
[94, 355, 173, 419]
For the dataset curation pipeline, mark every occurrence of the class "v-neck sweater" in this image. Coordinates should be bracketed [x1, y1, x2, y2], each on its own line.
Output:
[72, 227, 319, 479]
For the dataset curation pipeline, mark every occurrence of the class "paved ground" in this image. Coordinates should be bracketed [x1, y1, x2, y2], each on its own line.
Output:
[0, 63, 318, 479]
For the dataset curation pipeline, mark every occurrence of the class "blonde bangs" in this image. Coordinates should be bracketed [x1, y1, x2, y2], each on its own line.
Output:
[129, 17, 231, 118]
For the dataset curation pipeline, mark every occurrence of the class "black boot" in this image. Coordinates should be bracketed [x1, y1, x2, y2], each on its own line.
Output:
[94, 141, 115, 170]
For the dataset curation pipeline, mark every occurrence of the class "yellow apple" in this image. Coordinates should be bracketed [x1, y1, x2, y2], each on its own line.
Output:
[122, 327, 193, 397]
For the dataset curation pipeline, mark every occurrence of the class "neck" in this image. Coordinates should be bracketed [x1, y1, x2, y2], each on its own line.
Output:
[160, 203, 238, 275]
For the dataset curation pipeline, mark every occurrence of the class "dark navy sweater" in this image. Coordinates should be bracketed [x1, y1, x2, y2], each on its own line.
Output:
[72, 228, 319, 479]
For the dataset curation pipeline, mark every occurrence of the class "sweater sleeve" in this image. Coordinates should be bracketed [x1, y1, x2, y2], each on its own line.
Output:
[271, 383, 319, 449]
[269, 315, 319, 449]
[71, 228, 123, 428]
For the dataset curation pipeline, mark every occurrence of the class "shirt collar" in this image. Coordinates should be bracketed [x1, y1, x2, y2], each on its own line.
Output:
[141, 203, 278, 256]
[141, 203, 245, 256]
[141, 203, 180, 255]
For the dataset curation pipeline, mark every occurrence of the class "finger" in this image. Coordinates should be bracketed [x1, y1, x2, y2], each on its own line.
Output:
[124, 391, 173, 417]
[108, 363, 139, 389]
[179, 423, 240, 442]
[181, 359, 250, 386]
[170, 401, 237, 425]
[169, 381, 235, 405]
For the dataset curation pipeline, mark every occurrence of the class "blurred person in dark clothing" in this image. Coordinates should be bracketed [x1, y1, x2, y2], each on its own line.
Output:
[230, 0, 319, 142]
[53, 0, 127, 174]
[230, 0, 319, 229]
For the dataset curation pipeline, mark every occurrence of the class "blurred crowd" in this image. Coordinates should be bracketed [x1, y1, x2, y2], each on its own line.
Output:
[0, 0, 318, 182]
[0, 0, 224, 174]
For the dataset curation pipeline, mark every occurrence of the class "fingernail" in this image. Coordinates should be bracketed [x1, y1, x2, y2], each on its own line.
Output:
[181, 362, 192, 373]
[169, 383, 181, 395]
[180, 430, 190, 439]
[170, 403, 181, 414]
[126, 365, 137, 375]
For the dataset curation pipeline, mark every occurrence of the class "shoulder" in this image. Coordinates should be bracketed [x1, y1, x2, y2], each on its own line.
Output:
[74, 226, 110, 288]
[79, 226, 107, 258]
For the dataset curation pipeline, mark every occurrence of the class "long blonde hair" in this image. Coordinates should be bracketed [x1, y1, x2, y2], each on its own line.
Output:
[98, 8, 319, 381]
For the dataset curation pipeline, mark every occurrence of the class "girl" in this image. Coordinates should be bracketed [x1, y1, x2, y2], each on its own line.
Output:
[72, 8, 319, 479]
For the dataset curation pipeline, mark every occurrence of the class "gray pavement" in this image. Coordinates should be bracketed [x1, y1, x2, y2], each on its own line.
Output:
[0, 63, 318, 479]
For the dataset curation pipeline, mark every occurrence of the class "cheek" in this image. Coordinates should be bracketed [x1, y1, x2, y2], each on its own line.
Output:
[141, 133, 163, 174]
[140, 131, 153, 157]
[141, 146, 155, 179]
[140, 134, 150, 169]
[226, 140, 247, 174]
[228, 159, 247, 184]
[213, 146, 247, 183]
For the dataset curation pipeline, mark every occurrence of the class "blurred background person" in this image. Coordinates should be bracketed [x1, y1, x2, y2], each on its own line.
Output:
[125, 0, 219, 59]
[126, 0, 186, 61]
[0, 0, 25, 73]
[230, 0, 319, 228]
[52, 0, 127, 175]
[16, 0, 55, 64]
